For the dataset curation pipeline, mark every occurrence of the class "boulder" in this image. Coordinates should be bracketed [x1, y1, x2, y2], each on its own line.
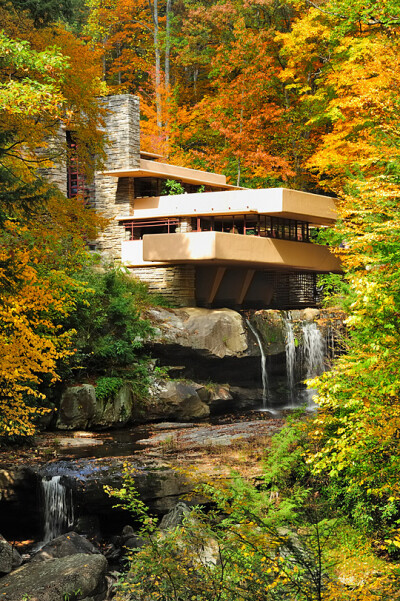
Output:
[120, 526, 145, 550]
[11, 549, 22, 570]
[56, 384, 135, 431]
[230, 386, 264, 409]
[0, 535, 13, 574]
[91, 383, 134, 429]
[148, 379, 210, 421]
[56, 385, 97, 430]
[32, 532, 100, 562]
[159, 502, 191, 530]
[147, 307, 250, 359]
[0, 553, 108, 601]
[207, 385, 233, 412]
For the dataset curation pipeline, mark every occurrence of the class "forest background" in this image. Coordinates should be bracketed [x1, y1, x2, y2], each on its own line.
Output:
[1, 0, 400, 597]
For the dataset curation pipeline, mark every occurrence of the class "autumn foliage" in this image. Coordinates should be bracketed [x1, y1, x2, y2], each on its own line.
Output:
[81, 0, 400, 584]
[0, 5, 105, 438]
[2, 0, 400, 587]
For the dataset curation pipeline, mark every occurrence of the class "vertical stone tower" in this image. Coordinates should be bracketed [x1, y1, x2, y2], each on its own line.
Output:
[41, 94, 141, 260]
[93, 94, 140, 259]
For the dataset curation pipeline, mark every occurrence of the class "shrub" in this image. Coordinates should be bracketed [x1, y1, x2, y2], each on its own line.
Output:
[61, 263, 158, 377]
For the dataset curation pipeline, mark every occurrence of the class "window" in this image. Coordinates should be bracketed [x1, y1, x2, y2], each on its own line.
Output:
[134, 178, 164, 198]
[66, 131, 86, 199]
[123, 218, 180, 239]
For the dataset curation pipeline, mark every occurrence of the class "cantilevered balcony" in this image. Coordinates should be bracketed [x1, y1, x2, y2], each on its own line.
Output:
[121, 231, 340, 273]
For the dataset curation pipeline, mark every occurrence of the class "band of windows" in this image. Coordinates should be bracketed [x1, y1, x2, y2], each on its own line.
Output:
[123, 215, 311, 242]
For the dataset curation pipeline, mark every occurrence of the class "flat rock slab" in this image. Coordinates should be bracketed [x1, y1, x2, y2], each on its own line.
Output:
[137, 419, 282, 449]
[57, 437, 104, 448]
[0, 553, 108, 601]
[152, 422, 199, 430]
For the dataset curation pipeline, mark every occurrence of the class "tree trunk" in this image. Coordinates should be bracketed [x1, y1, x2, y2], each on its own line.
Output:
[237, 99, 243, 187]
[164, 0, 172, 147]
[165, 0, 172, 91]
[148, 0, 162, 130]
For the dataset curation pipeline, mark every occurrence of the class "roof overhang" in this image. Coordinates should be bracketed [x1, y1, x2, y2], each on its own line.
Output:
[116, 188, 337, 226]
[102, 158, 243, 190]
[140, 150, 166, 160]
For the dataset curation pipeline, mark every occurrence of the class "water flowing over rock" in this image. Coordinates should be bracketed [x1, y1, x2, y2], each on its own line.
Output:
[41, 476, 74, 543]
[147, 307, 344, 401]
[248, 308, 344, 408]
[302, 322, 326, 379]
[284, 314, 297, 404]
[246, 319, 269, 407]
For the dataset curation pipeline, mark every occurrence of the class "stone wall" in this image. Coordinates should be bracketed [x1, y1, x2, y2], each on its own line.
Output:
[37, 129, 68, 197]
[129, 265, 196, 306]
[93, 94, 140, 259]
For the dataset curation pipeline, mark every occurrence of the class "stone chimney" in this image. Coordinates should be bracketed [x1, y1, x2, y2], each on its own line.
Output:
[93, 94, 141, 258]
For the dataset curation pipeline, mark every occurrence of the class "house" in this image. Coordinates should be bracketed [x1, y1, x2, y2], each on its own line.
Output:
[48, 94, 341, 308]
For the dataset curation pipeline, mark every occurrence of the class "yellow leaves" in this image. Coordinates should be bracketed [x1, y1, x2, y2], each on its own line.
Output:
[0, 221, 89, 438]
[276, 7, 332, 82]
[306, 33, 400, 187]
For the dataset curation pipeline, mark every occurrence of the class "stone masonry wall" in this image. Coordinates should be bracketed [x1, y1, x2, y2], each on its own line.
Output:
[129, 265, 196, 307]
[37, 129, 68, 197]
[93, 94, 140, 259]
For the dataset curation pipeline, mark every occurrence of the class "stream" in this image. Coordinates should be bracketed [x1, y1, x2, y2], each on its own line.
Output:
[0, 311, 338, 558]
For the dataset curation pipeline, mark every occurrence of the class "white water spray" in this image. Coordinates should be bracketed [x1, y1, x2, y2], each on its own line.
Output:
[246, 319, 269, 407]
[41, 475, 74, 542]
[302, 322, 326, 378]
[284, 314, 297, 403]
[301, 322, 326, 406]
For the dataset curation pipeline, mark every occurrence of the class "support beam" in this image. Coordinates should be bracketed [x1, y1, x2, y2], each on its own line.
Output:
[236, 269, 255, 305]
[207, 267, 226, 304]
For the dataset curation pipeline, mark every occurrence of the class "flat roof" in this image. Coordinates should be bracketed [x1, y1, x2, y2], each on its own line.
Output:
[116, 188, 337, 225]
[102, 158, 243, 190]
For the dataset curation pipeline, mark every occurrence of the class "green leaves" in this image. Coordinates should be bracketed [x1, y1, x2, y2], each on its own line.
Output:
[0, 31, 67, 115]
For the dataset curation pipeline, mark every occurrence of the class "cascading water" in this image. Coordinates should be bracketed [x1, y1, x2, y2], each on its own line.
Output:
[302, 322, 326, 379]
[284, 313, 297, 404]
[246, 319, 269, 408]
[41, 475, 74, 543]
[301, 321, 326, 407]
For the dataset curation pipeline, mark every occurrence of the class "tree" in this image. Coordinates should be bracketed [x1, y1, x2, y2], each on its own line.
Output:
[0, 9, 105, 438]
[275, 0, 400, 543]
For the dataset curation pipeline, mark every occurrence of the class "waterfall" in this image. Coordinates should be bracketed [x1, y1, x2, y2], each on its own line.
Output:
[302, 322, 326, 379]
[246, 319, 269, 407]
[41, 475, 74, 543]
[284, 314, 297, 403]
[301, 322, 326, 406]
